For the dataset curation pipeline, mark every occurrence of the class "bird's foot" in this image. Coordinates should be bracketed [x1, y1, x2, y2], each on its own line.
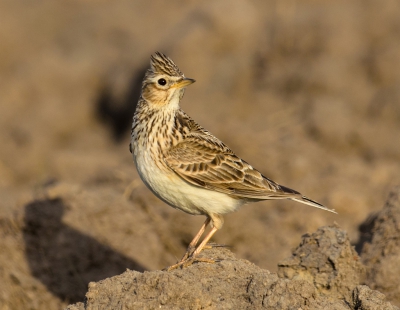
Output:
[182, 257, 217, 268]
[164, 256, 217, 271]
[179, 243, 228, 262]
[163, 242, 227, 271]
[179, 245, 196, 262]
[203, 242, 230, 250]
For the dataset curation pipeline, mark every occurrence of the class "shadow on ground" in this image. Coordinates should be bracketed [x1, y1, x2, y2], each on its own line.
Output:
[23, 198, 146, 303]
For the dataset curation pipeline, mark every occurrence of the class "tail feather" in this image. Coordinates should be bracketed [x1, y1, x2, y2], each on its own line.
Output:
[291, 196, 337, 214]
[278, 184, 337, 214]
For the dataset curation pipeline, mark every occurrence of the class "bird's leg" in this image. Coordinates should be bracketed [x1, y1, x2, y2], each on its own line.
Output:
[190, 213, 223, 257]
[165, 214, 223, 271]
[179, 226, 221, 269]
[190, 226, 218, 257]
[166, 227, 219, 272]
[179, 217, 210, 262]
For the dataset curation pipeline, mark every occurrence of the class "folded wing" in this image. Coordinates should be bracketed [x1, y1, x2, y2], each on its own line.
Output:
[164, 133, 336, 213]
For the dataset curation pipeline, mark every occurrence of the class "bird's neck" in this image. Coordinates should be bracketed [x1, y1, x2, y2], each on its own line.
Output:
[131, 98, 184, 154]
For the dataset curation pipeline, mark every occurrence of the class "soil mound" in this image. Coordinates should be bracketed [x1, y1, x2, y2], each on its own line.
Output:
[66, 223, 398, 310]
[358, 187, 400, 306]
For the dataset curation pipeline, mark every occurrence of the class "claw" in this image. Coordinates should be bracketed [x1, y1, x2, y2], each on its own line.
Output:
[165, 256, 217, 271]
[164, 225, 224, 272]
[183, 257, 216, 268]
[204, 242, 231, 249]
[179, 245, 196, 262]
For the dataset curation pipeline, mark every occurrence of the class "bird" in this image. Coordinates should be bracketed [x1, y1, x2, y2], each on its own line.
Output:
[130, 52, 336, 270]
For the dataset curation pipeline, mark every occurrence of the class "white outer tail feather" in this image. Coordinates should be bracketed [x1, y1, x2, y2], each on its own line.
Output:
[291, 197, 337, 214]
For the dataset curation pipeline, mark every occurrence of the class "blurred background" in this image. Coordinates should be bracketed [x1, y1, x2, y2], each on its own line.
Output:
[1, 0, 400, 308]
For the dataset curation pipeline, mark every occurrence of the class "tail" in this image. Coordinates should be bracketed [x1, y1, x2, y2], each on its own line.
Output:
[291, 196, 337, 214]
[277, 184, 337, 213]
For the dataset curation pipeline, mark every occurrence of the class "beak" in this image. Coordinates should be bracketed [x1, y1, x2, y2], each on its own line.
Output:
[173, 78, 196, 89]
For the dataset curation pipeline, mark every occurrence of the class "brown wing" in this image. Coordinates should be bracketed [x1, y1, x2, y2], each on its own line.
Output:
[164, 135, 298, 200]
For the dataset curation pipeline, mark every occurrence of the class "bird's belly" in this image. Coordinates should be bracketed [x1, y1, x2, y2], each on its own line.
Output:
[134, 152, 243, 216]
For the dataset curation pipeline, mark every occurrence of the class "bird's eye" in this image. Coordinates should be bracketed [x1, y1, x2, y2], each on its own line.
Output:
[158, 78, 167, 86]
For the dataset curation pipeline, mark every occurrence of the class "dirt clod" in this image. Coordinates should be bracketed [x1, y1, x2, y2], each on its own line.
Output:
[278, 224, 365, 303]
[66, 225, 398, 310]
[359, 187, 400, 306]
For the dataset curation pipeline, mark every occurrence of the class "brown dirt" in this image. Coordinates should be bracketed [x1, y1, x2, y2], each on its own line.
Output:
[358, 186, 400, 306]
[278, 225, 365, 304]
[65, 224, 397, 310]
[1, 1, 400, 309]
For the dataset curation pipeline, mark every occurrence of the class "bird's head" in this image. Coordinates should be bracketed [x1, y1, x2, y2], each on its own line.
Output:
[141, 52, 195, 108]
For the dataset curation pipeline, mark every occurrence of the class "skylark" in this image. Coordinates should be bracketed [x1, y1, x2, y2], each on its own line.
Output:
[130, 52, 336, 270]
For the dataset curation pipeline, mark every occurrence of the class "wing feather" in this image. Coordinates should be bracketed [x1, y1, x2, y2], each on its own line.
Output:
[163, 111, 336, 213]
[165, 136, 291, 199]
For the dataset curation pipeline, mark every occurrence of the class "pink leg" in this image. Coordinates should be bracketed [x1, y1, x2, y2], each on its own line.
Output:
[191, 226, 218, 257]
[188, 217, 211, 249]
[179, 217, 210, 262]
[191, 213, 223, 257]
[165, 214, 222, 271]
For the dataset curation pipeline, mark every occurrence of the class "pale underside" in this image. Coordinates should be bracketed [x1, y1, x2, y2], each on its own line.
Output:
[134, 148, 244, 216]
